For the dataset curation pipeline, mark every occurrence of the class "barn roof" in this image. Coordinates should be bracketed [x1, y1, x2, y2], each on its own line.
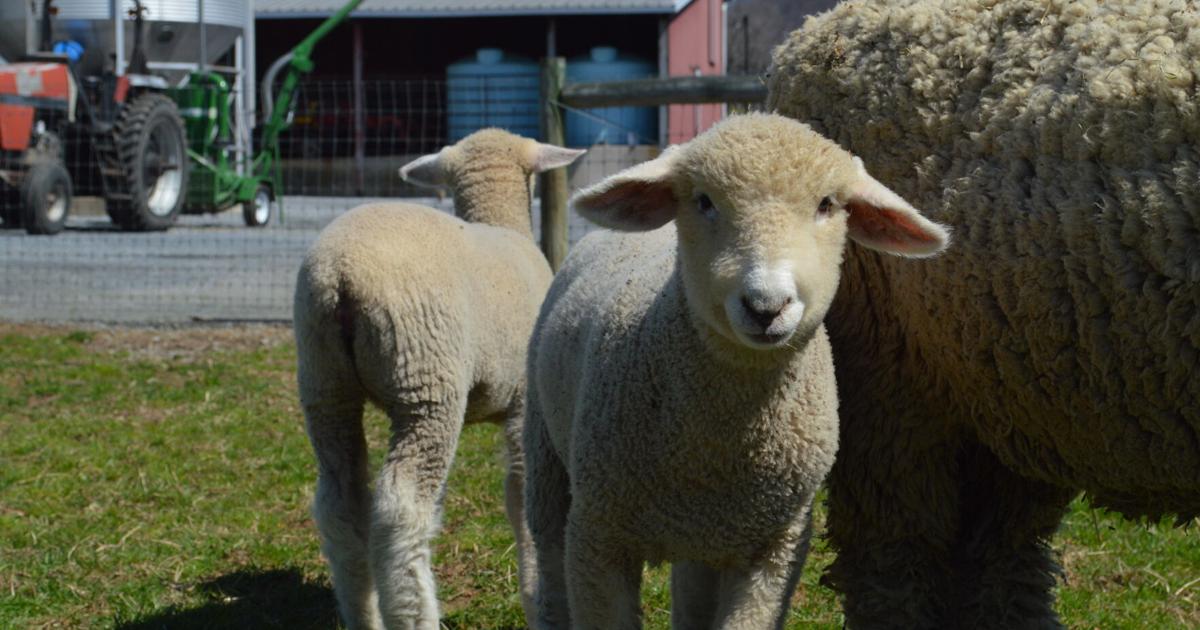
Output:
[255, 0, 688, 19]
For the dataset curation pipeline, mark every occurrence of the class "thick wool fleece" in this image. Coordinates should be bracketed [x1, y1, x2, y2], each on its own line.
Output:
[768, 1, 1200, 627]
[294, 130, 553, 630]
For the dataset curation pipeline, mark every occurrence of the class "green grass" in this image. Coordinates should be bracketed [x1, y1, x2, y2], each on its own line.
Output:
[0, 324, 1196, 628]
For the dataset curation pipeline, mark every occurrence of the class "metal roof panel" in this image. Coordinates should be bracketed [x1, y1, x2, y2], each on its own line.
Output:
[255, 0, 680, 18]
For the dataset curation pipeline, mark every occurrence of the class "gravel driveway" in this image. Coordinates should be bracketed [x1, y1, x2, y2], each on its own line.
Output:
[0, 196, 592, 323]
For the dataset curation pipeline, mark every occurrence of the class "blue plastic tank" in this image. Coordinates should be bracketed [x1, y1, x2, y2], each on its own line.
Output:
[446, 48, 541, 142]
[565, 47, 658, 147]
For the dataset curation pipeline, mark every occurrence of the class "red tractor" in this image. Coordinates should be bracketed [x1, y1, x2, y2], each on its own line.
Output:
[0, 1, 188, 235]
[0, 62, 75, 234]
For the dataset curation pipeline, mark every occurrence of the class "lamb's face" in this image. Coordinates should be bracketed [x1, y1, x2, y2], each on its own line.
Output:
[673, 127, 858, 350]
[571, 113, 951, 354]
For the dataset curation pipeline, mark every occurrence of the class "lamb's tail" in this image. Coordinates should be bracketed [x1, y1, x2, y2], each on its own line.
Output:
[293, 262, 365, 397]
[333, 281, 359, 381]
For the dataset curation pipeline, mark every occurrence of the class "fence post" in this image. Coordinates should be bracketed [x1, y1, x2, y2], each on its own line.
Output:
[539, 56, 569, 271]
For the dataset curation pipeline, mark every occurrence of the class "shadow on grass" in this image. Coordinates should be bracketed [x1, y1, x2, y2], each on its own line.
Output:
[440, 619, 523, 630]
[116, 568, 339, 630]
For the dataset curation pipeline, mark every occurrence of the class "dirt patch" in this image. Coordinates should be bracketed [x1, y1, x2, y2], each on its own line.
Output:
[0, 322, 293, 362]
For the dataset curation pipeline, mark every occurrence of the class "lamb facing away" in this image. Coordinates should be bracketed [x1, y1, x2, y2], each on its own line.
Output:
[293, 128, 584, 630]
[767, 0, 1200, 626]
[524, 113, 949, 629]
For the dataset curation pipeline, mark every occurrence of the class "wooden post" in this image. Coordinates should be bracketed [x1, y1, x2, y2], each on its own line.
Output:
[539, 56, 569, 271]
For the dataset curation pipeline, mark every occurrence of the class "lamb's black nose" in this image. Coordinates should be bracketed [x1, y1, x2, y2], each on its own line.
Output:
[741, 295, 790, 329]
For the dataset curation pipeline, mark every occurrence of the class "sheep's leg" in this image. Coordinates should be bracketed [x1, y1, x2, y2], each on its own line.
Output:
[564, 523, 643, 630]
[824, 429, 962, 629]
[501, 399, 538, 629]
[306, 396, 382, 630]
[525, 406, 572, 629]
[949, 444, 1074, 629]
[709, 506, 813, 630]
[670, 561, 719, 628]
[370, 395, 465, 630]
[298, 308, 382, 630]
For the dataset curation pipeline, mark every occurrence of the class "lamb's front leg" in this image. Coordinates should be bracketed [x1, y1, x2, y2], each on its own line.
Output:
[564, 518, 644, 630]
[710, 506, 813, 630]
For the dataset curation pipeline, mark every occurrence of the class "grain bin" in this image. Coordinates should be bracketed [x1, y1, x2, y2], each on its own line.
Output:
[0, 0, 246, 80]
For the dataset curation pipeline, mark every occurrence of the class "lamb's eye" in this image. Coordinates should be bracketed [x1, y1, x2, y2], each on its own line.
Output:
[817, 196, 834, 217]
[697, 193, 717, 220]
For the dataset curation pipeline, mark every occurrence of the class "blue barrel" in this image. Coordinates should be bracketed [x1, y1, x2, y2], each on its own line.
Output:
[565, 47, 658, 147]
[446, 48, 541, 142]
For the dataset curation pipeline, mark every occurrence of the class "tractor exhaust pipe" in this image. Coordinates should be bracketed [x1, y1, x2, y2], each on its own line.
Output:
[38, 0, 53, 52]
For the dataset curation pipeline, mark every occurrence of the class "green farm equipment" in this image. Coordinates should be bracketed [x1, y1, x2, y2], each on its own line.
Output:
[171, 0, 364, 227]
[172, 72, 269, 225]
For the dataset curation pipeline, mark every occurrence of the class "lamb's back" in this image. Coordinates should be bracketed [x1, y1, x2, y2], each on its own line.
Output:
[298, 202, 550, 398]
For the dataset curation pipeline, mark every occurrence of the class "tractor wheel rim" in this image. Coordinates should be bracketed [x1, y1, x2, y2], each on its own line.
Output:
[45, 187, 66, 223]
[254, 190, 271, 224]
[145, 121, 183, 217]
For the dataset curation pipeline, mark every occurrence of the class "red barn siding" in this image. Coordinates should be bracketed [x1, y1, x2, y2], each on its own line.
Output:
[667, 0, 724, 143]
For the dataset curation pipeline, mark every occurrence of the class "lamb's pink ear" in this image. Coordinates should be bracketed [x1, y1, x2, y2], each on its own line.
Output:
[844, 157, 951, 257]
[532, 143, 587, 173]
[399, 149, 449, 189]
[570, 145, 681, 232]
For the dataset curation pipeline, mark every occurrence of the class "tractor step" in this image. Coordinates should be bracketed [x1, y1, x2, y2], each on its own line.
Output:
[91, 130, 130, 200]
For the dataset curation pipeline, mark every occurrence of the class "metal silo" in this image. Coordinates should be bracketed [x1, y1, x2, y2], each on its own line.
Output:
[0, 0, 251, 83]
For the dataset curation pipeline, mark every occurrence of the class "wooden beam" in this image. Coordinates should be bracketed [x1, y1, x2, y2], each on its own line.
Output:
[559, 75, 766, 109]
[539, 57, 570, 271]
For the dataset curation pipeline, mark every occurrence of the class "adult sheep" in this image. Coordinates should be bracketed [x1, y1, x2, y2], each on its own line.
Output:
[524, 113, 949, 629]
[294, 129, 583, 630]
[767, 0, 1200, 627]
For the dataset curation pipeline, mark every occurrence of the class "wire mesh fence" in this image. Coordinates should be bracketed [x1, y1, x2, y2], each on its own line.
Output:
[279, 78, 448, 197]
[0, 75, 728, 324]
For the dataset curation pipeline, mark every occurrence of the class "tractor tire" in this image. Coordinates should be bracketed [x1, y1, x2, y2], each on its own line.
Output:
[0, 186, 19, 227]
[106, 94, 189, 231]
[21, 161, 72, 235]
[243, 186, 274, 227]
